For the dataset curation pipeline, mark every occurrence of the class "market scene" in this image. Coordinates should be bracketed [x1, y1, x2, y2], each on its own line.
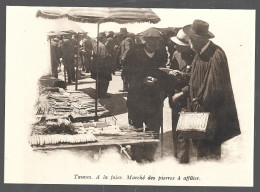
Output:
[30, 7, 241, 164]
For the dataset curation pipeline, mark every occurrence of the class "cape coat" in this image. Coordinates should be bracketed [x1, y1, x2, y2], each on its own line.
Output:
[189, 41, 241, 143]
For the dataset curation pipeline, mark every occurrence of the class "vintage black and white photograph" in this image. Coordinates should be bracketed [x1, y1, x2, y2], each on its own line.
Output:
[4, 6, 255, 186]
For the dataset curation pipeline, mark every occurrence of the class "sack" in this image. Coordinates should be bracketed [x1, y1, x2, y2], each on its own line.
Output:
[176, 112, 216, 140]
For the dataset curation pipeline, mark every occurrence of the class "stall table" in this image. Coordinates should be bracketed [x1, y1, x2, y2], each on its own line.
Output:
[31, 127, 159, 160]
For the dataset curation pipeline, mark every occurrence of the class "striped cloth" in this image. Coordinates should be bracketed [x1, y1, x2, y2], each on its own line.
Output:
[36, 8, 68, 19]
[37, 7, 160, 24]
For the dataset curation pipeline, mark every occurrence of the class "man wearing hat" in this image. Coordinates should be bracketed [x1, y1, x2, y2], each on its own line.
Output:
[61, 34, 77, 84]
[126, 28, 170, 162]
[119, 28, 128, 37]
[106, 31, 115, 39]
[80, 33, 93, 73]
[105, 31, 119, 74]
[50, 37, 62, 78]
[91, 32, 112, 98]
[168, 29, 195, 162]
[173, 20, 240, 163]
[118, 32, 135, 92]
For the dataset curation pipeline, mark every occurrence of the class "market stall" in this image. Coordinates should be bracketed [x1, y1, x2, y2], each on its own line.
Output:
[37, 7, 161, 118]
[33, 8, 162, 160]
[31, 86, 159, 159]
[36, 88, 110, 121]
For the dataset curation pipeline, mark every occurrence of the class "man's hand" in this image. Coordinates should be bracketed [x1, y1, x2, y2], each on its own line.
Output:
[171, 92, 184, 105]
[144, 76, 157, 86]
[169, 70, 182, 76]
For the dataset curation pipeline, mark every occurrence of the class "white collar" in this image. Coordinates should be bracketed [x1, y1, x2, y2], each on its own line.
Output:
[200, 40, 211, 54]
[144, 48, 155, 58]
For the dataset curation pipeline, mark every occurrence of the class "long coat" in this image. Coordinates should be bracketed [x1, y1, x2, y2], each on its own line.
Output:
[50, 40, 62, 73]
[188, 41, 241, 144]
[61, 38, 77, 65]
[91, 41, 112, 81]
[126, 45, 170, 117]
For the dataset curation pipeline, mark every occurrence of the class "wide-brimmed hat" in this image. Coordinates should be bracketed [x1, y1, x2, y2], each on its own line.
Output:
[141, 28, 161, 38]
[171, 29, 190, 46]
[183, 19, 215, 39]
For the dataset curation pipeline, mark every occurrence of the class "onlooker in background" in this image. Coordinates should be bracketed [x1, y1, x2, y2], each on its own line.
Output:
[117, 28, 129, 70]
[106, 31, 117, 74]
[168, 29, 195, 162]
[114, 32, 125, 71]
[166, 28, 179, 62]
[134, 34, 143, 48]
[119, 28, 128, 40]
[61, 34, 77, 84]
[119, 32, 135, 92]
[106, 31, 115, 39]
[173, 19, 241, 163]
[91, 32, 112, 98]
[81, 34, 94, 73]
[50, 37, 62, 78]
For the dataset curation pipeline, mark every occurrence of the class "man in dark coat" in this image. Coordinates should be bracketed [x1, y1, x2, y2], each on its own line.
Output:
[61, 35, 77, 84]
[119, 33, 135, 92]
[81, 35, 93, 73]
[172, 20, 241, 163]
[126, 28, 170, 162]
[50, 37, 62, 78]
[106, 34, 118, 75]
[91, 32, 112, 98]
[168, 29, 195, 161]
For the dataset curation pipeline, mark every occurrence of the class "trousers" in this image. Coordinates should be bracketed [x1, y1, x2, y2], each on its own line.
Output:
[97, 77, 109, 96]
[178, 137, 221, 163]
[128, 107, 162, 162]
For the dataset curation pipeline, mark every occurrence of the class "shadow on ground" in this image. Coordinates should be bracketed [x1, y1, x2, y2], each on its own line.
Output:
[79, 87, 128, 116]
[69, 80, 95, 86]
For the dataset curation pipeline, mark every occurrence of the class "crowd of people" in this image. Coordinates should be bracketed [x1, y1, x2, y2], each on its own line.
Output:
[50, 19, 241, 164]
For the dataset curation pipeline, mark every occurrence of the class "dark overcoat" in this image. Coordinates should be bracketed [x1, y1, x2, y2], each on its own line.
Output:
[126, 45, 170, 117]
[50, 41, 61, 70]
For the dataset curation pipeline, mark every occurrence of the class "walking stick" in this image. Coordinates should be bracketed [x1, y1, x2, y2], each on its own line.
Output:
[94, 22, 100, 120]
[161, 106, 164, 158]
[49, 38, 53, 76]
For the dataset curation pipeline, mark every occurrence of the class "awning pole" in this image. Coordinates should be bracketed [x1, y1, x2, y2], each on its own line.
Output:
[61, 37, 67, 85]
[95, 22, 100, 119]
[49, 38, 53, 76]
[75, 33, 79, 90]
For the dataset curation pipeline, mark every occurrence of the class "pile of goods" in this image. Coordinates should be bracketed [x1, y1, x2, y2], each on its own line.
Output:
[36, 89, 109, 121]
[31, 87, 123, 148]
[82, 121, 121, 135]
[29, 133, 97, 146]
[30, 118, 97, 146]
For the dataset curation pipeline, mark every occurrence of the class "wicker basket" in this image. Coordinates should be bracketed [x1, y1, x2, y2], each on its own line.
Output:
[176, 112, 216, 140]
